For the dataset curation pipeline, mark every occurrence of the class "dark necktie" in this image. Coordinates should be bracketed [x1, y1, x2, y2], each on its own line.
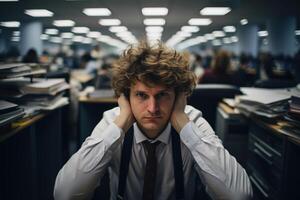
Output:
[142, 141, 160, 200]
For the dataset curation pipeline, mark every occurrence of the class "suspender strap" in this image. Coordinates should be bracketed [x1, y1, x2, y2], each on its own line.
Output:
[117, 126, 134, 200]
[117, 126, 185, 200]
[171, 127, 185, 200]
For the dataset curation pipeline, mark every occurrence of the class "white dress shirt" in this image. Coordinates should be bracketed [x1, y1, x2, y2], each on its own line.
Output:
[54, 105, 252, 200]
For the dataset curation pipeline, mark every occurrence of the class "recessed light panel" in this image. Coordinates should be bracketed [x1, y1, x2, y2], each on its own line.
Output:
[142, 7, 168, 16]
[0, 21, 20, 27]
[143, 18, 165, 26]
[25, 9, 53, 17]
[188, 18, 212, 26]
[99, 19, 121, 26]
[53, 20, 75, 27]
[83, 8, 111, 16]
[200, 7, 231, 16]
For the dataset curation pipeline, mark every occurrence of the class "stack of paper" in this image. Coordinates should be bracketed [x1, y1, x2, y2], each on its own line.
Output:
[21, 78, 69, 95]
[0, 100, 24, 127]
[283, 94, 300, 128]
[235, 87, 291, 119]
[289, 95, 300, 114]
[0, 63, 46, 79]
[0, 78, 70, 112]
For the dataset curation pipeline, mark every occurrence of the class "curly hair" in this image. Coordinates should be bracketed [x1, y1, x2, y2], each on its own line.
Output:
[112, 41, 197, 97]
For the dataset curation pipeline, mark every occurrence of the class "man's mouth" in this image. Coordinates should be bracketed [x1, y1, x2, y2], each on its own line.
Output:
[144, 116, 161, 120]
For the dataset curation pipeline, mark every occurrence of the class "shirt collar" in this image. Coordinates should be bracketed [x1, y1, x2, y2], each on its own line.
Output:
[134, 122, 171, 145]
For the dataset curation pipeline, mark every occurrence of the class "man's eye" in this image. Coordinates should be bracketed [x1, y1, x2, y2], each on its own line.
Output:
[157, 92, 168, 99]
[136, 92, 147, 99]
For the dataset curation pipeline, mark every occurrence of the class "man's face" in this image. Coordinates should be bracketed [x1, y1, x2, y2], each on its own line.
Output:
[129, 81, 176, 139]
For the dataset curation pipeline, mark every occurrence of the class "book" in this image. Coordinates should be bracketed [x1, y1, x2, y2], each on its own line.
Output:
[21, 78, 69, 95]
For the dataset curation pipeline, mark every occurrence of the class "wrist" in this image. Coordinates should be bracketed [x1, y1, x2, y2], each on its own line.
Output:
[172, 113, 189, 133]
[114, 115, 134, 133]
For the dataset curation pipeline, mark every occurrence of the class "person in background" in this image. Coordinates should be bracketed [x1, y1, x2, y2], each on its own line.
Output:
[54, 41, 252, 200]
[231, 53, 256, 87]
[95, 63, 112, 89]
[22, 48, 39, 63]
[191, 54, 205, 79]
[198, 50, 233, 84]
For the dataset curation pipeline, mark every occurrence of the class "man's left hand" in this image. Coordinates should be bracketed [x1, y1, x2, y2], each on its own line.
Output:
[170, 93, 190, 133]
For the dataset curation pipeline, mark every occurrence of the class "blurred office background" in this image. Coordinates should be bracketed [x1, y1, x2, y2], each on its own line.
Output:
[1, 0, 300, 199]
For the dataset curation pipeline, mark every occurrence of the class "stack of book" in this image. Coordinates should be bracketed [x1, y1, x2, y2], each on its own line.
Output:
[289, 95, 300, 115]
[0, 63, 46, 79]
[235, 88, 291, 122]
[0, 77, 69, 116]
[283, 95, 300, 128]
[21, 78, 69, 111]
[0, 100, 24, 127]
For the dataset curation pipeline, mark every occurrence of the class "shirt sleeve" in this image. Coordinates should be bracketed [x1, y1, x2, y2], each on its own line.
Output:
[180, 106, 253, 199]
[54, 108, 123, 200]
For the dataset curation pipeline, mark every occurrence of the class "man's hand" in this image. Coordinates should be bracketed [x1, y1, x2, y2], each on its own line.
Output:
[114, 94, 135, 133]
[170, 93, 190, 133]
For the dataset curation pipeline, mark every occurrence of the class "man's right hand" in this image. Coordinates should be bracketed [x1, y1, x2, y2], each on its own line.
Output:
[114, 94, 135, 133]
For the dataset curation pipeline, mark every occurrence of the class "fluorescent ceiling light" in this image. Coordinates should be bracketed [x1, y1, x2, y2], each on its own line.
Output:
[11, 37, 19, 42]
[45, 28, 58, 35]
[143, 18, 165, 26]
[222, 37, 231, 44]
[53, 20, 75, 27]
[50, 37, 62, 43]
[13, 31, 20, 36]
[109, 26, 128, 33]
[212, 31, 225, 37]
[83, 8, 111, 16]
[176, 31, 192, 37]
[0, 21, 20, 27]
[188, 18, 212, 26]
[99, 19, 121, 26]
[87, 31, 101, 38]
[258, 31, 268, 37]
[0, 0, 18, 2]
[61, 32, 74, 38]
[25, 9, 53, 17]
[263, 39, 268, 45]
[204, 33, 215, 40]
[240, 19, 248, 25]
[223, 26, 236, 32]
[295, 30, 300, 35]
[195, 36, 207, 43]
[231, 36, 238, 42]
[181, 26, 199, 33]
[142, 7, 168, 16]
[72, 26, 90, 33]
[200, 7, 231, 16]
[82, 38, 92, 44]
[40, 34, 49, 40]
[116, 31, 133, 37]
[212, 39, 221, 46]
[73, 36, 84, 42]
[145, 26, 164, 33]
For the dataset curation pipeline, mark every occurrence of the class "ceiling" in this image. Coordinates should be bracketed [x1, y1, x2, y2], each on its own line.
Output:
[0, 0, 299, 44]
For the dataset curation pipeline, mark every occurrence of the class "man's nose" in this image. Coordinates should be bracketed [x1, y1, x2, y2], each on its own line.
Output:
[147, 97, 159, 114]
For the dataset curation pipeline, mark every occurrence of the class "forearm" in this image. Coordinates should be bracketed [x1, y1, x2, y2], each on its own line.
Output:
[54, 123, 123, 199]
[180, 122, 252, 199]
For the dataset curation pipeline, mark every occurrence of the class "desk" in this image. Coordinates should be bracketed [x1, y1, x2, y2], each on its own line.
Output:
[217, 102, 300, 199]
[78, 95, 117, 148]
[247, 115, 300, 200]
[216, 103, 249, 167]
[0, 107, 65, 200]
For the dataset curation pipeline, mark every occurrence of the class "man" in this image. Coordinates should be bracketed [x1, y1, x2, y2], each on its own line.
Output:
[54, 41, 252, 200]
